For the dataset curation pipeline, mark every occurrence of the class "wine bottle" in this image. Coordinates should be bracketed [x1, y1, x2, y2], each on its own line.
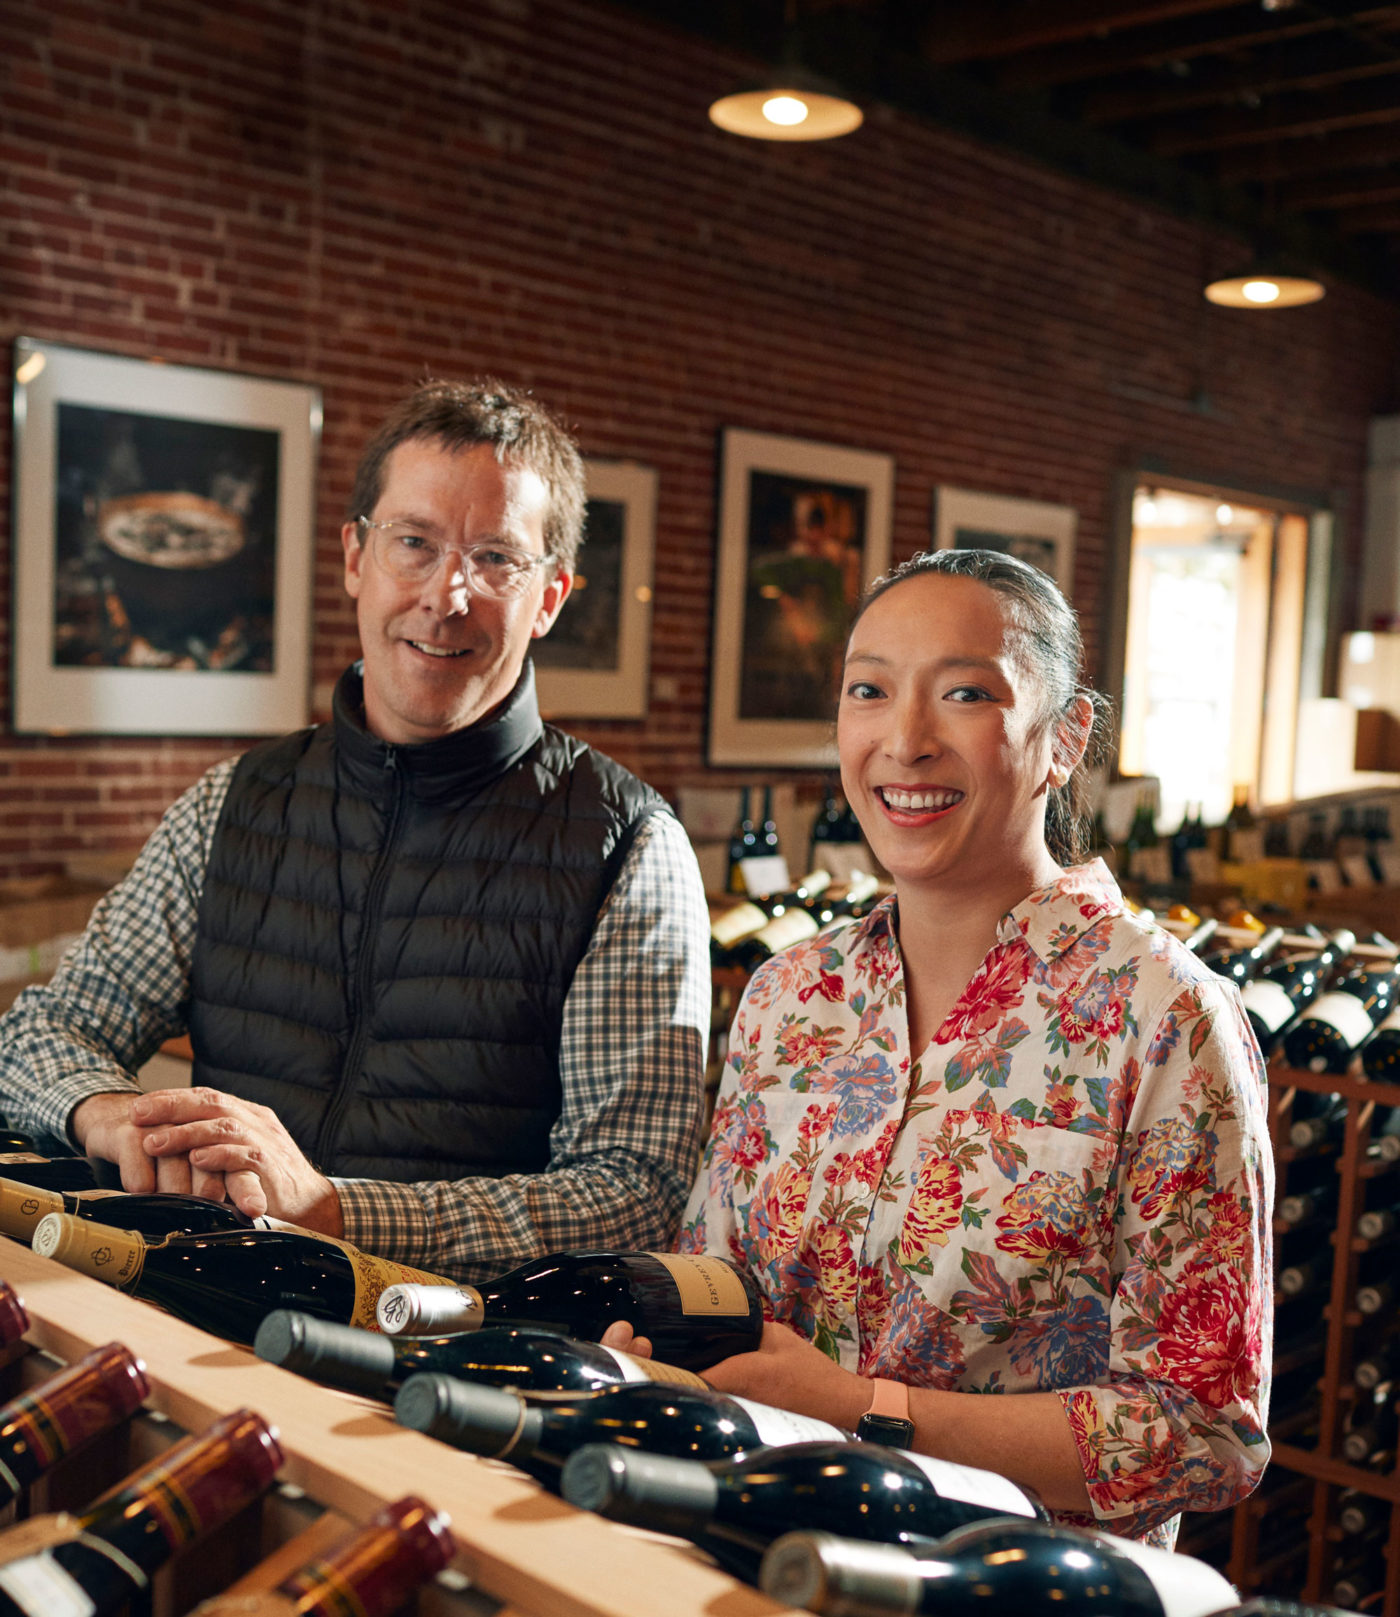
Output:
[1278, 1181, 1338, 1229]
[1276, 1256, 1330, 1301]
[1353, 1335, 1400, 1393]
[558, 1439, 1047, 1585]
[187, 1495, 453, 1617]
[1354, 1264, 1395, 1319]
[1359, 1003, 1400, 1079]
[1288, 1094, 1347, 1151]
[394, 1374, 848, 1488]
[710, 872, 833, 965]
[0, 1343, 149, 1506]
[1340, 1387, 1397, 1465]
[1336, 1487, 1388, 1537]
[0, 1282, 27, 1347]
[254, 1309, 704, 1400]
[374, 1250, 763, 1374]
[726, 788, 757, 896]
[1200, 926, 1286, 988]
[31, 1213, 458, 1344]
[1241, 932, 1354, 1054]
[0, 1179, 265, 1244]
[1282, 960, 1400, 1075]
[0, 1153, 97, 1192]
[758, 1519, 1237, 1617]
[1355, 1195, 1400, 1242]
[809, 781, 843, 871]
[1181, 915, 1220, 954]
[0, 1408, 281, 1617]
[1332, 1564, 1385, 1611]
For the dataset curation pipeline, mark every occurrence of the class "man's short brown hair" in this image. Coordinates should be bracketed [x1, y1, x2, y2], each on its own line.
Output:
[347, 378, 586, 573]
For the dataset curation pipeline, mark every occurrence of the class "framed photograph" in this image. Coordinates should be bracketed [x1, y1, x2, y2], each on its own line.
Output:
[933, 485, 1077, 598]
[533, 458, 656, 720]
[11, 336, 320, 735]
[709, 428, 894, 767]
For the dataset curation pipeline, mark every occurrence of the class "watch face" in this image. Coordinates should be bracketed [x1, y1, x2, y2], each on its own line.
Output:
[856, 1412, 916, 1449]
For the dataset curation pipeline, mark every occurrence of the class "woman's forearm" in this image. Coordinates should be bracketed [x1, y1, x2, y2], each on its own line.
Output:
[906, 1385, 1091, 1513]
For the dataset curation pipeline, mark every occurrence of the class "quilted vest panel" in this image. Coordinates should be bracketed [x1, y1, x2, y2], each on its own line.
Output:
[188, 669, 665, 1181]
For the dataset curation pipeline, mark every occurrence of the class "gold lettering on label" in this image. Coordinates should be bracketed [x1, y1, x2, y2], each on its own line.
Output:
[646, 1253, 750, 1316]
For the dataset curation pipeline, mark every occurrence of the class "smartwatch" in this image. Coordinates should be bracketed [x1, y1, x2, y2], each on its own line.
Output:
[855, 1378, 915, 1449]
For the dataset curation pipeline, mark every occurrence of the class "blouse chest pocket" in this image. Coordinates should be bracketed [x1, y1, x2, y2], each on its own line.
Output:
[889, 1109, 1117, 1389]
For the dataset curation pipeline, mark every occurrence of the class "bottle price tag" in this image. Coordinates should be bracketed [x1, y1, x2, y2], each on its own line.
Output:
[902, 1453, 1037, 1518]
[739, 855, 789, 898]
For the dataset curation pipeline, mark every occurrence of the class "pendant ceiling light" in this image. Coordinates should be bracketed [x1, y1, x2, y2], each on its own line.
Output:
[708, 73, 863, 142]
[1204, 262, 1325, 309]
[708, 2, 862, 142]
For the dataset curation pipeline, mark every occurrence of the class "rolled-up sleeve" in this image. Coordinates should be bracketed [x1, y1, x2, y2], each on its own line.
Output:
[1057, 978, 1274, 1537]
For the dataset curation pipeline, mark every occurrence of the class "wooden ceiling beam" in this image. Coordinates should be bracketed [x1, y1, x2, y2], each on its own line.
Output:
[917, 0, 1240, 65]
[1083, 38, 1400, 125]
[1281, 168, 1400, 208]
[1151, 74, 1400, 151]
[1216, 120, 1400, 178]
[996, 5, 1400, 89]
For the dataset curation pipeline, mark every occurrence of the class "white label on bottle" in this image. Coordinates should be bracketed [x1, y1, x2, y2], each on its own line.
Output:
[1229, 827, 1267, 864]
[740, 855, 789, 898]
[1380, 850, 1400, 884]
[1341, 855, 1379, 888]
[901, 1453, 1037, 1518]
[1305, 860, 1345, 891]
[1304, 993, 1375, 1051]
[754, 909, 820, 955]
[0, 1552, 97, 1617]
[594, 1344, 706, 1388]
[1184, 848, 1221, 882]
[1241, 978, 1295, 1034]
[1129, 846, 1172, 884]
[1107, 1531, 1236, 1617]
[729, 1397, 847, 1447]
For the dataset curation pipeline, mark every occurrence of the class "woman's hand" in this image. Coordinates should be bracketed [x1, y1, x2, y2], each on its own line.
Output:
[702, 1322, 870, 1430]
[599, 1321, 654, 1358]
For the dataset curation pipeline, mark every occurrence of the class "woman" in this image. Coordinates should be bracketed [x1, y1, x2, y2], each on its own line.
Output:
[637, 549, 1272, 1549]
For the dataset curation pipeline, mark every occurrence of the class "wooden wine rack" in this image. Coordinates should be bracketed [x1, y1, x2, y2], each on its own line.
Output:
[0, 1237, 795, 1617]
[1204, 1064, 1400, 1617]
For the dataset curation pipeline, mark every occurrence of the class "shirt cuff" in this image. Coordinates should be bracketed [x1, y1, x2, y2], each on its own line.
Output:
[330, 1176, 438, 1267]
[56, 1074, 143, 1150]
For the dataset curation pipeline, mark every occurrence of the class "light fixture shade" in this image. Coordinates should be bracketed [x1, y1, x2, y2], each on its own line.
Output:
[708, 84, 863, 141]
[1204, 266, 1325, 309]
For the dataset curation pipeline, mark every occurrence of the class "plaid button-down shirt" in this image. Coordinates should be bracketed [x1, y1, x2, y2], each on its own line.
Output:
[0, 756, 710, 1281]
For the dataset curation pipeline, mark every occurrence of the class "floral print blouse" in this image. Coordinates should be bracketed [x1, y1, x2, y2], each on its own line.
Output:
[681, 861, 1273, 1546]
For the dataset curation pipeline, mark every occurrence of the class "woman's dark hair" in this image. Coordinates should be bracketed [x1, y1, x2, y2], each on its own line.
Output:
[848, 548, 1112, 865]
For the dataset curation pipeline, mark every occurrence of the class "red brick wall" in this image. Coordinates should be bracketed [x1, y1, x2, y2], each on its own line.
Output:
[1, 0, 1396, 878]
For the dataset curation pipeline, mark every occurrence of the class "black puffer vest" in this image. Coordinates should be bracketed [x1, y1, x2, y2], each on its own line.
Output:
[187, 662, 666, 1181]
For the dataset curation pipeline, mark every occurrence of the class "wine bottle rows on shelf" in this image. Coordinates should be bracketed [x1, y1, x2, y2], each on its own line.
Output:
[718, 874, 882, 971]
[188, 1495, 454, 1617]
[0, 1342, 149, 1505]
[0, 1408, 281, 1617]
[394, 1373, 850, 1489]
[0, 1175, 267, 1242]
[254, 1310, 705, 1399]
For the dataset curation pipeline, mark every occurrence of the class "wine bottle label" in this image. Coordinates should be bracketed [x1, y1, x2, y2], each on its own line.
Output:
[739, 854, 789, 898]
[644, 1253, 754, 1317]
[305, 1234, 458, 1330]
[901, 1454, 1038, 1518]
[751, 909, 820, 954]
[1241, 979, 1296, 1034]
[1303, 993, 1375, 1054]
[1107, 1533, 1236, 1617]
[0, 1550, 99, 1617]
[0, 1154, 48, 1165]
[600, 1346, 707, 1388]
[730, 1397, 847, 1446]
[710, 902, 769, 948]
[0, 1182, 64, 1239]
[32, 1216, 147, 1287]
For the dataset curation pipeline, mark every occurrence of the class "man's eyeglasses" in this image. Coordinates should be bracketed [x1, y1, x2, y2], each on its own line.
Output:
[356, 516, 553, 599]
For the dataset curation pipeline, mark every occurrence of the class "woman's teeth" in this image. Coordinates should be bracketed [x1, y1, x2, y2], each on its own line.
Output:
[410, 642, 468, 658]
[880, 787, 964, 811]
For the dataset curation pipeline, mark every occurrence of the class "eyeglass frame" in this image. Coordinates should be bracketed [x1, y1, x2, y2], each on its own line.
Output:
[354, 515, 558, 598]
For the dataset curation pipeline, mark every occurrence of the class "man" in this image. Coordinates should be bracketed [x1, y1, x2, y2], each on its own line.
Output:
[0, 380, 710, 1281]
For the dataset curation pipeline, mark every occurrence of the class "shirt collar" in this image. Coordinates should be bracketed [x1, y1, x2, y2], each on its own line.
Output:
[856, 858, 1124, 965]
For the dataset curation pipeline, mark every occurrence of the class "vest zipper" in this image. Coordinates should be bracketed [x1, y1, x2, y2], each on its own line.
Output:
[314, 746, 407, 1168]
